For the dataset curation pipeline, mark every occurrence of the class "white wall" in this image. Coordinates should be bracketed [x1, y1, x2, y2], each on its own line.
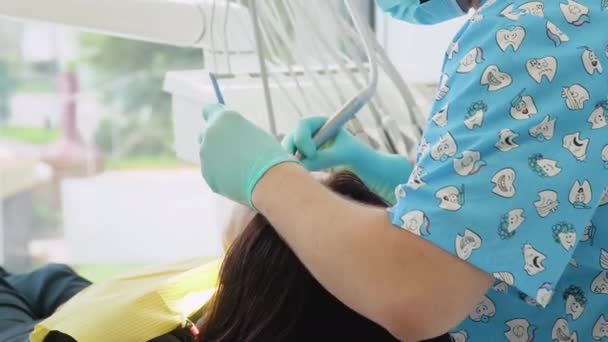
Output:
[375, 10, 469, 84]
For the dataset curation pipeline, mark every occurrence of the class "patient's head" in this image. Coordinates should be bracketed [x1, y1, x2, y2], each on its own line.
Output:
[200, 171, 451, 342]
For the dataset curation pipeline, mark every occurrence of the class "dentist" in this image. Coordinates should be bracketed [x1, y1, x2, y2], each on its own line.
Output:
[199, 0, 608, 340]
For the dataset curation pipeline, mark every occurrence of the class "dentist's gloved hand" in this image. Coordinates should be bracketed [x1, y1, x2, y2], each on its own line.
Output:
[199, 104, 299, 208]
[282, 116, 412, 204]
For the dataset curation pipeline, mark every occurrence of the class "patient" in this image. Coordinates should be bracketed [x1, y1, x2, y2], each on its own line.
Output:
[199, 171, 452, 342]
[0, 172, 452, 342]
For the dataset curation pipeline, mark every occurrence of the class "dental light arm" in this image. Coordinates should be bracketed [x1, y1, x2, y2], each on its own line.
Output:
[0, 0, 210, 48]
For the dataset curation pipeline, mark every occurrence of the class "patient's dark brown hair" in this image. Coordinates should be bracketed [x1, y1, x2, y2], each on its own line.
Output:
[199, 171, 452, 342]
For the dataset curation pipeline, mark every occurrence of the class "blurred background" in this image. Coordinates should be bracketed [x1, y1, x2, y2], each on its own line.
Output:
[0, 2, 466, 281]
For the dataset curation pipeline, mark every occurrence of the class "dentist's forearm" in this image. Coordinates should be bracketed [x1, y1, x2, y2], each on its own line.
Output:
[252, 163, 493, 341]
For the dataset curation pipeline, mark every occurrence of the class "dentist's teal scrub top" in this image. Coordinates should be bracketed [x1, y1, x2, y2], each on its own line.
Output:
[387, 0, 608, 340]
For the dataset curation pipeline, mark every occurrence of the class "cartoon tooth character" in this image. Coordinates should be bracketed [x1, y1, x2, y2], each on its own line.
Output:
[493, 271, 515, 286]
[492, 168, 516, 198]
[498, 209, 526, 240]
[569, 180, 592, 209]
[563, 285, 587, 320]
[588, 100, 608, 129]
[500, 3, 522, 20]
[601, 188, 608, 206]
[436, 185, 465, 211]
[399, 210, 430, 236]
[582, 221, 596, 245]
[465, 101, 487, 129]
[560, 0, 590, 26]
[593, 315, 608, 341]
[446, 41, 459, 60]
[519, 1, 544, 16]
[496, 26, 526, 52]
[562, 84, 590, 110]
[546, 21, 570, 46]
[528, 154, 562, 177]
[431, 132, 457, 161]
[450, 330, 468, 342]
[581, 47, 603, 75]
[603, 0, 608, 11]
[469, 295, 495, 323]
[591, 249, 608, 295]
[496, 129, 519, 152]
[523, 243, 546, 276]
[563, 132, 589, 161]
[457, 47, 485, 73]
[534, 190, 559, 217]
[406, 165, 426, 190]
[603, 145, 608, 169]
[505, 318, 537, 342]
[526, 57, 558, 83]
[529, 115, 556, 141]
[510, 89, 538, 120]
[431, 105, 448, 127]
[418, 137, 430, 157]
[455, 228, 481, 261]
[436, 73, 450, 100]
[481, 65, 513, 91]
[493, 282, 510, 293]
[536, 282, 554, 307]
[453, 151, 486, 176]
[552, 222, 577, 251]
[552, 318, 579, 342]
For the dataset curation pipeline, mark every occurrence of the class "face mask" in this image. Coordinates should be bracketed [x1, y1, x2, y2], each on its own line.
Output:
[376, 0, 468, 25]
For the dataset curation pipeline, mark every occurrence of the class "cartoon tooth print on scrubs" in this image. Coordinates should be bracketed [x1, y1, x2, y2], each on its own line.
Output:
[563, 285, 587, 320]
[529, 115, 556, 141]
[399, 210, 430, 236]
[431, 132, 457, 161]
[431, 105, 448, 127]
[560, 0, 590, 26]
[496, 129, 519, 152]
[465, 101, 486, 129]
[469, 295, 496, 323]
[591, 250, 608, 295]
[546, 21, 570, 46]
[526, 57, 558, 84]
[450, 330, 468, 342]
[504, 318, 537, 342]
[523, 243, 546, 276]
[446, 41, 459, 60]
[581, 47, 603, 75]
[500, 4, 523, 20]
[519, 1, 545, 16]
[593, 315, 608, 341]
[455, 229, 481, 261]
[552, 318, 579, 342]
[588, 100, 608, 129]
[603, 146, 608, 168]
[498, 209, 526, 239]
[407, 165, 426, 190]
[437, 73, 450, 100]
[453, 151, 486, 176]
[494, 271, 515, 286]
[510, 89, 538, 120]
[552, 222, 577, 251]
[481, 65, 513, 91]
[534, 190, 560, 217]
[536, 282, 554, 307]
[528, 154, 562, 177]
[496, 26, 526, 52]
[562, 84, 590, 110]
[563, 132, 590, 161]
[457, 48, 484, 73]
[492, 168, 516, 198]
[582, 221, 597, 245]
[569, 180, 593, 209]
[436, 185, 465, 211]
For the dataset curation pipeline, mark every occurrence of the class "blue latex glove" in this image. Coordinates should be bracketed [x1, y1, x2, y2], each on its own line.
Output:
[199, 104, 299, 208]
[282, 116, 412, 204]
